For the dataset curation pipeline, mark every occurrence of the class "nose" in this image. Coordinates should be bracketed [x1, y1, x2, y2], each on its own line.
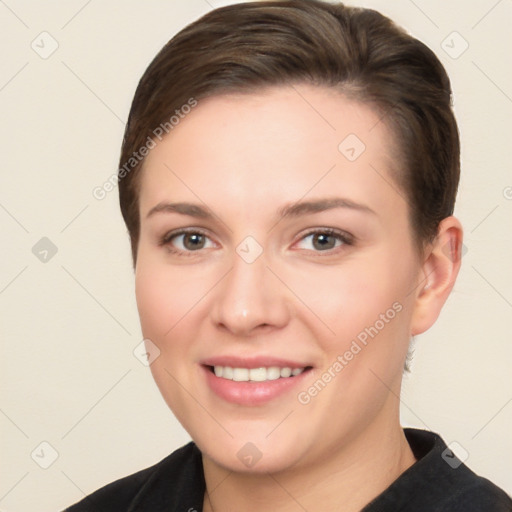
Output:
[210, 249, 292, 337]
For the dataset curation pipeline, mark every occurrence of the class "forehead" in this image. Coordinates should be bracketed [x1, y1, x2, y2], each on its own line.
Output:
[138, 84, 403, 220]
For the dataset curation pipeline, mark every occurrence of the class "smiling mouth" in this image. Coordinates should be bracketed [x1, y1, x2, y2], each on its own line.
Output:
[206, 365, 313, 382]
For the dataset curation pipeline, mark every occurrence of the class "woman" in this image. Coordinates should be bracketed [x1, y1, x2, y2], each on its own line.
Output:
[65, 1, 512, 510]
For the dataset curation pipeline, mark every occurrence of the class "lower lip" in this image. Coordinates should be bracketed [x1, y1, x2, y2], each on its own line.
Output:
[202, 366, 312, 406]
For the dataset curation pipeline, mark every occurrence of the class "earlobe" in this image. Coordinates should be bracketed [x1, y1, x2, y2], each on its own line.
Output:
[410, 216, 464, 336]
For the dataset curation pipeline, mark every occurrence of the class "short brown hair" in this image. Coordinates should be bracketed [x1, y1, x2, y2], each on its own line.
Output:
[118, 0, 460, 267]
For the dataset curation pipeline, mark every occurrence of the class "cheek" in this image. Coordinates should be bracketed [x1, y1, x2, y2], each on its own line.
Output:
[135, 259, 207, 339]
[134, 261, 204, 418]
[292, 260, 408, 337]
[287, 248, 418, 382]
[135, 264, 170, 337]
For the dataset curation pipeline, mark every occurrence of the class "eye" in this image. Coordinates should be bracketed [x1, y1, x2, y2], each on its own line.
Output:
[159, 228, 215, 255]
[295, 228, 353, 253]
[159, 227, 353, 256]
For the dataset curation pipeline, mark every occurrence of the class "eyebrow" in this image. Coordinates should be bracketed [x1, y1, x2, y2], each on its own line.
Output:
[146, 197, 376, 220]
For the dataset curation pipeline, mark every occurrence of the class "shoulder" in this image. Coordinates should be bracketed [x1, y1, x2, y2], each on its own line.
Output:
[440, 476, 512, 512]
[364, 429, 512, 512]
[63, 442, 204, 512]
[408, 428, 512, 511]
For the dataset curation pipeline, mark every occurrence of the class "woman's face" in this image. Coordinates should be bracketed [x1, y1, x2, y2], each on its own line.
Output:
[135, 85, 425, 473]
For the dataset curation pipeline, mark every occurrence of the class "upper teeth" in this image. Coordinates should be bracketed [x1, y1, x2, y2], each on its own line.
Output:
[213, 366, 305, 382]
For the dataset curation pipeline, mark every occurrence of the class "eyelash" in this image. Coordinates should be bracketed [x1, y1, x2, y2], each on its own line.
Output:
[159, 227, 355, 258]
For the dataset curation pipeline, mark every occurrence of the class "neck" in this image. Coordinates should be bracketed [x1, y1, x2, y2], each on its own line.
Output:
[202, 408, 416, 512]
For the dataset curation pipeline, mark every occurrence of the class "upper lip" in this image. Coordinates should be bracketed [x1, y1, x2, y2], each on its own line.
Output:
[201, 355, 312, 369]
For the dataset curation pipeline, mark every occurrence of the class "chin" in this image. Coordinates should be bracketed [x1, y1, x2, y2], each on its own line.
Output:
[198, 435, 305, 474]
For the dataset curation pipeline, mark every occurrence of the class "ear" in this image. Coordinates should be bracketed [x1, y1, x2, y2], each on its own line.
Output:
[410, 216, 464, 336]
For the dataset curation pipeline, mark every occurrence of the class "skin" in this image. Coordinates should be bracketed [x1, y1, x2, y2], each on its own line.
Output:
[135, 84, 463, 512]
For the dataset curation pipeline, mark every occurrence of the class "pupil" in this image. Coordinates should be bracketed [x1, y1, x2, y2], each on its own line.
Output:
[184, 234, 204, 250]
[313, 233, 335, 250]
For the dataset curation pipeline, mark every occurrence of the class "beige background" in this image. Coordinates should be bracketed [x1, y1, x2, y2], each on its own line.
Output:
[0, 1, 511, 510]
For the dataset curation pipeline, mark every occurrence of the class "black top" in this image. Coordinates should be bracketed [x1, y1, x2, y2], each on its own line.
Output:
[64, 428, 512, 511]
